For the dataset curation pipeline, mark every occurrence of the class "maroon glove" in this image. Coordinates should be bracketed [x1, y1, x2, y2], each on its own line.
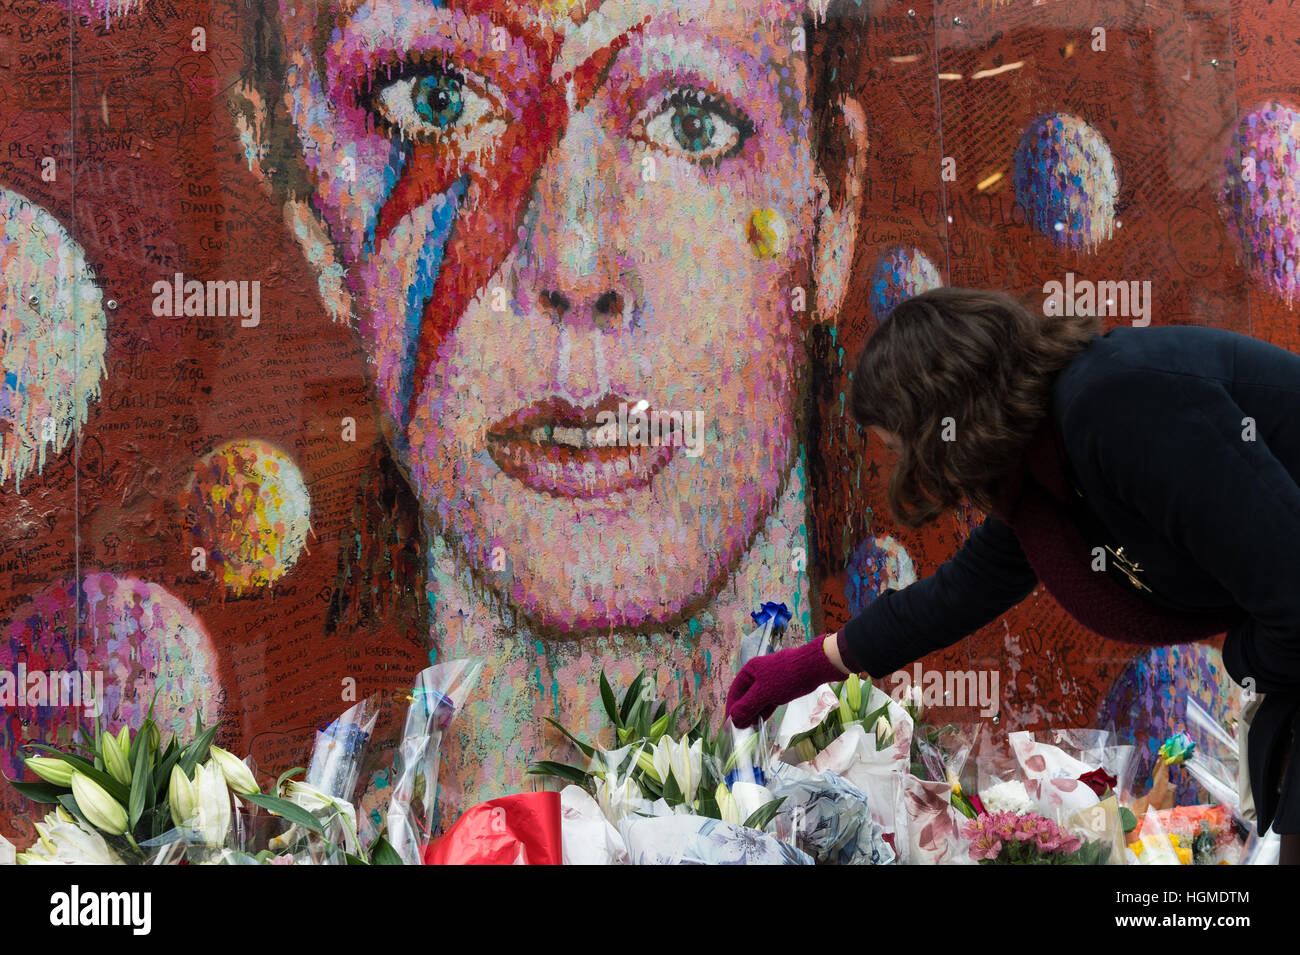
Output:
[725, 634, 848, 729]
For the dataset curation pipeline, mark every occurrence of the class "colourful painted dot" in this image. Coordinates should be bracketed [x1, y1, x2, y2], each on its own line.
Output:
[1013, 112, 1119, 251]
[180, 440, 312, 593]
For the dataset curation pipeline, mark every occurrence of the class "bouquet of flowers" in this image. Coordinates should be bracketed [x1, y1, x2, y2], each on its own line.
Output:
[527, 666, 813, 864]
[972, 728, 1134, 865]
[3, 701, 396, 864]
[5, 662, 482, 865]
[962, 809, 1112, 864]
[773, 673, 971, 863]
[1127, 803, 1246, 865]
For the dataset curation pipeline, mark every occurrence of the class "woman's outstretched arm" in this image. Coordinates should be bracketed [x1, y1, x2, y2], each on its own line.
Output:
[840, 514, 1038, 677]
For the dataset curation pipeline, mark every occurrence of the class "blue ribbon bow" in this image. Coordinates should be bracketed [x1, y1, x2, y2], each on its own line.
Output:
[750, 601, 792, 630]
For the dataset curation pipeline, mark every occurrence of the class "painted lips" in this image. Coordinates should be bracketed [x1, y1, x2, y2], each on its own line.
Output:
[487, 394, 681, 499]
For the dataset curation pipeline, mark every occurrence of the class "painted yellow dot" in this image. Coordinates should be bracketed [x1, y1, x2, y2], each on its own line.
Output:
[747, 208, 789, 259]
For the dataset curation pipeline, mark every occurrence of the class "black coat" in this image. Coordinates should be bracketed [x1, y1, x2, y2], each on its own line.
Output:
[841, 324, 1300, 833]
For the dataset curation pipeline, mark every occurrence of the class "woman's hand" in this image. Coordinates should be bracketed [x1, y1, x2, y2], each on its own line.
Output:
[724, 632, 851, 729]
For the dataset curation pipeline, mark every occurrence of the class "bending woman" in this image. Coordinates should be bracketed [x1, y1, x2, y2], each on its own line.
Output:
[725, 287, 1300, 863]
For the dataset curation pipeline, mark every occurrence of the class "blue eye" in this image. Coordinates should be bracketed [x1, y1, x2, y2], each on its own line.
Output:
[413, 71, 464, 129]
[670, 103, 715, 154]
[367, 59, 507, 150]
[638, 88, 754, 164]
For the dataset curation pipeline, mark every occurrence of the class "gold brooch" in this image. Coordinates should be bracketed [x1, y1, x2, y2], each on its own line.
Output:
[1105, 544, 1151, 592]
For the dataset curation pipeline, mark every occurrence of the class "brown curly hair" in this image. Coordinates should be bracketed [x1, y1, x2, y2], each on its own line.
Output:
[849, 287, 1103, 528]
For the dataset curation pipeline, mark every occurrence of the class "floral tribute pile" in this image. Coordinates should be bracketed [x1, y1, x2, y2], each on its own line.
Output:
[0, 605, 1276, 865]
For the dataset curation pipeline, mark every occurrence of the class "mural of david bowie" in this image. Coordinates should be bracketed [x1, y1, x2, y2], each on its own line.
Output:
[232, 0, 874, 814]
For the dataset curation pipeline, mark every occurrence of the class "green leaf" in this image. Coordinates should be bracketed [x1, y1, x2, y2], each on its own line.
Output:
[177, 723, 218, 777]
[637, 774, 663, 798]
[743, 796, 787, 832]
[661, 772, 682, 804]
[1119, 806, 1137, 833]
[598, 671, 621, 729]
[619, 671, 645, 724]
[153, 738, 183, 795]
[241, 793, 325, 834]
[524, 761, 591, 785]
[369, 836, 404, 865]
[6, 779, 67, 804]
[543, 718, 596, 759]
[127, 737, 152, 829]
[344, 852, 370, 865]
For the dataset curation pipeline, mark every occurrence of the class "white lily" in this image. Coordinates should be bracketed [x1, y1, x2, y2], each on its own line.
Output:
[652, 738, 673, 788]
[284, 780, 360, 853]
[730, 781, 773, 827]
[667, 737, 702, 804]
[192, 760, 233, 846]
[593, 774, 650, 825]
[18, 808, 124, 865]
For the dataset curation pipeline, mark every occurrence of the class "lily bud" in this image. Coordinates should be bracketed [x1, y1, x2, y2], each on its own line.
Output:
[69, 771, 129, 836]
[634, 748, 662, 785]
[837, 682, 855, 726]
[101, 731, 132, 787]
[715, 783, 741, 825]
[169, 765, 199, 830]
[209, 745, 259, 795]
[874, 714, 892, 745]
[24, 756, 75, 788]
[905, 685, 924, 719]
[845, 672, 862, 714]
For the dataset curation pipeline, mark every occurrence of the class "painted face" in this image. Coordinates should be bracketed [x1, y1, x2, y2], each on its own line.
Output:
[276, 0, 821, 633]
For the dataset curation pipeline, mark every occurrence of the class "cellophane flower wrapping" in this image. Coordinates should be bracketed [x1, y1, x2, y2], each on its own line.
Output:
[384, 658, 484, 864]
[1129, 804, 1244, 865]
[618, 813, 814, 864]
[306, 695, 380, 806]
[768, 768, 895, 864]
[559, 784, 628, 864]
[774, 680, 971, 863]
[977, 728, 1133, 865]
